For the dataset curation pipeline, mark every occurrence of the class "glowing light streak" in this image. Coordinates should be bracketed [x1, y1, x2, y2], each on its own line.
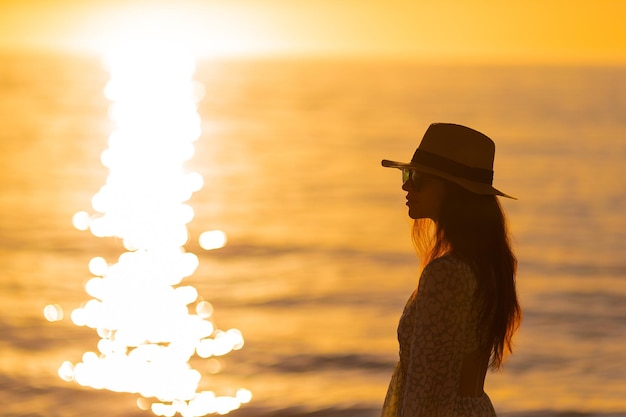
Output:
[57, 40, 250, 416]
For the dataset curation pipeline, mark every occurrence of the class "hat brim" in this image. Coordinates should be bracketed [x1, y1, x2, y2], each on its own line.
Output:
[381, 159, 516, 200]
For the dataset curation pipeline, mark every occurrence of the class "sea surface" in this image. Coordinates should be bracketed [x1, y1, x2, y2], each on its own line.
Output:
[1, 51, 626, 417]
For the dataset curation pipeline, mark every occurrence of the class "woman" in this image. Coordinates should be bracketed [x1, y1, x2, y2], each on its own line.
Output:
[380, 123, 521, 417]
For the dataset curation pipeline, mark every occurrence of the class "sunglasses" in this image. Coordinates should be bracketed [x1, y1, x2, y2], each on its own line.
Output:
[401, 169, 425, 189]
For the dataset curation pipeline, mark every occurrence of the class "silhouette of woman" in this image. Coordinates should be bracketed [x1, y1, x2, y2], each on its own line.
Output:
[380, 123, 521, 417]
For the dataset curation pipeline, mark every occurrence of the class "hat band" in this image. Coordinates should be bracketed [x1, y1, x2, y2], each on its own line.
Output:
[411, 149, 494, 184]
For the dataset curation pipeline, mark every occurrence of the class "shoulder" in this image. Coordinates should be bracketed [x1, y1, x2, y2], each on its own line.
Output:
[420, 254, 476, 293]
[423, 253, 473, 276]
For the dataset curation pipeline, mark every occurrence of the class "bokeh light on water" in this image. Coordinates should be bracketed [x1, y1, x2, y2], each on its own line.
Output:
[56, 41, 250, 416]
[43, 304, 64, 322]
[199, 230, 228, 251]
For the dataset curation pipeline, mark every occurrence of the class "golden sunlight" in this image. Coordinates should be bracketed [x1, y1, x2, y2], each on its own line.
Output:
[2, 1, 626, 62]
[57, 40, 250, 416]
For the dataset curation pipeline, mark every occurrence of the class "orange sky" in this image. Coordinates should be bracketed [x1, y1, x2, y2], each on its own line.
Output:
[1, 0, 626, 63]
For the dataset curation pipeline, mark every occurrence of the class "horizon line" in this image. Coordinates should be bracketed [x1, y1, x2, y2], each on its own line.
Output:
[2, 44, 626, 67]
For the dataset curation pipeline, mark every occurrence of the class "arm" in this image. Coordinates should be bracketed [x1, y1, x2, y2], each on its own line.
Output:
[399, 257, 474, 417]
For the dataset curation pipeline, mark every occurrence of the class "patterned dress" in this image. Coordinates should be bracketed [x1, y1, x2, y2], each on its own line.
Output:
[381, 255, 497, 417]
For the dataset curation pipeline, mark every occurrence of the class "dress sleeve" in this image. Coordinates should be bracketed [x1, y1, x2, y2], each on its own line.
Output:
[399, 257, 474, 417]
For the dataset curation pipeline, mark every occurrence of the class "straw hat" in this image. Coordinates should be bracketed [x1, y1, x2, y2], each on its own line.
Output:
[382, 123, 515, 199]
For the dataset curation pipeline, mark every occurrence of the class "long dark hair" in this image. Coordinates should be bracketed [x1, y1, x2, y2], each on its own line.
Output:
[412, 181, 521, 370]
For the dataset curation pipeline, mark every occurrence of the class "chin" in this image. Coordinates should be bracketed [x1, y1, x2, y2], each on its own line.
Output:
[408, 209, 432, 221]
[408, 209, 420, 220]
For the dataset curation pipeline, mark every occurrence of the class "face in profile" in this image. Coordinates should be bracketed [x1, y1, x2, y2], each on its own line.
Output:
[401, 170, 446, 221]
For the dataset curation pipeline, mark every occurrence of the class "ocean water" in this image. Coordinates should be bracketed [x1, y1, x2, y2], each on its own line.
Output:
[1, 51, 626, 417]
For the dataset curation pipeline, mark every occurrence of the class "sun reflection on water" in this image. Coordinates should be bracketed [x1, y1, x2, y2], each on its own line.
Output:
[49, 41, 249, 416]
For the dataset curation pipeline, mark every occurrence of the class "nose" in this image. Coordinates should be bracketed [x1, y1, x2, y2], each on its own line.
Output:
[402, 179, 411, 192]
